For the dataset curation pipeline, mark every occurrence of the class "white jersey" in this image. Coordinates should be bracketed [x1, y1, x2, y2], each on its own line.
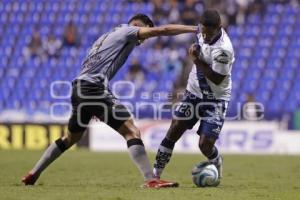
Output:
[187, 28, 234, 101]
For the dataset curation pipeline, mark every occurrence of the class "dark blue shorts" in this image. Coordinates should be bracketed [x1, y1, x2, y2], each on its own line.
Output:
[68, 80, 131, 133]
[174, 90, 228, 139]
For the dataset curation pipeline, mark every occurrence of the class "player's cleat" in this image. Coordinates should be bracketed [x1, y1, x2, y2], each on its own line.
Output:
[210, 156, 223, 179]
[142, 179, 179, 188]
[21, 172, 39, 185]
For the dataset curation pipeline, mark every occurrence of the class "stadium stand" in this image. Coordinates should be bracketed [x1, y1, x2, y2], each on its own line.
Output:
[0, 0, 299, 127]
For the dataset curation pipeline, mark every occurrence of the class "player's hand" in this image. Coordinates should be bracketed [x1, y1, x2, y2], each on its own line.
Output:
[189, 43, 201, 62]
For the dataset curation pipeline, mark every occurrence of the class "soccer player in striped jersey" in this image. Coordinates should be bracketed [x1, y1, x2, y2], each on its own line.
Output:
[153, 10, 235, 185]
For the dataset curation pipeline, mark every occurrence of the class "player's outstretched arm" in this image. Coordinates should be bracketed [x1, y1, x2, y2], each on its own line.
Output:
[189, 43, 226, 85]
[138, 25, 197, 39]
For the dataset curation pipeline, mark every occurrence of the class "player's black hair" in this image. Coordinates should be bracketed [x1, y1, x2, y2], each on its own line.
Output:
[128, 13, 154, 27]
[200, 9, 221, 28]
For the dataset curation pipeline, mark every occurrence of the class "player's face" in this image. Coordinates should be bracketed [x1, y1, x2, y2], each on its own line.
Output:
[201, 25, 218, 44]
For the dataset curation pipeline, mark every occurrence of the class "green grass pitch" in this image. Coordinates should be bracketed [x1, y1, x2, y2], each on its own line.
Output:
[0, 150, 300, 200]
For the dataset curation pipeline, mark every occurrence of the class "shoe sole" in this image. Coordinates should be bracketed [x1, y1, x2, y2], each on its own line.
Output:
[142, 182, 180, 189]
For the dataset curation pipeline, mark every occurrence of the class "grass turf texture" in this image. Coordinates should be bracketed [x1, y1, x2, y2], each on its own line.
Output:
[0, 150, 300, 200]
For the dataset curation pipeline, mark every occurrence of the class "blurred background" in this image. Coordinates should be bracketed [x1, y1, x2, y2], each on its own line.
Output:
[0, 0, 300, 154]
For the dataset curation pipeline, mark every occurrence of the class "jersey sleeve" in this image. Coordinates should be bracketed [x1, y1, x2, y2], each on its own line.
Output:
[119, 25, 140, 42]
[211, 48, 232, 75]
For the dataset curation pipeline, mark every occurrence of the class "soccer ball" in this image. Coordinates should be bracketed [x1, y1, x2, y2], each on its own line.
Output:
[191, 162, 219, 187]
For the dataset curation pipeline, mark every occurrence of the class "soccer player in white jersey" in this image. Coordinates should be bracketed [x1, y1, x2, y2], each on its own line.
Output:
[153, 10, 235, 185]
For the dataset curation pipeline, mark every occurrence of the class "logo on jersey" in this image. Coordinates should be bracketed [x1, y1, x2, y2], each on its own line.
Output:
[214, 51, 229, 64]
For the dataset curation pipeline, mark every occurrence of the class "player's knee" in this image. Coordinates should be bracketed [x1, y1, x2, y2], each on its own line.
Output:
[167, 120, 189, 142]
[117, 119, 141, 140]
[123, 124, 141, 139]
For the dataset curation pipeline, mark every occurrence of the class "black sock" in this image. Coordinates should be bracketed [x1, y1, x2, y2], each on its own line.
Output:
[207, 146, 219, 161]
[153, 137, 176, 178]
[55, 138, 68, 152]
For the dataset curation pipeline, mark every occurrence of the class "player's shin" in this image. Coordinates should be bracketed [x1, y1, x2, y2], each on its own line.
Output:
[207, 146, 223, 179]
[127, 138, 153, 181]
[30, 138, 69, 176]
[207, 146, 220, 162]
[153, 137, 176, 179]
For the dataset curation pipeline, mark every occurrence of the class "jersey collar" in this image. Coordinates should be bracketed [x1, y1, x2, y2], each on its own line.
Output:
[208, 28, 222, 45]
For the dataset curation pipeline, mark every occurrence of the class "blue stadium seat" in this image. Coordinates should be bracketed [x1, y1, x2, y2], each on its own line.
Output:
[0, 0, 299, 120]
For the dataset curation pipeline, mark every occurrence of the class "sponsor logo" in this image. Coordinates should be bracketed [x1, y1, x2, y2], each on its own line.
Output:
[212, 126, 221, 134]
[214, 51, 229, 64]
[0, 124, 87, 150]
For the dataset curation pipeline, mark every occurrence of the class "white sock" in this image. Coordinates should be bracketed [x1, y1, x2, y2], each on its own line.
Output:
[127, 138, 153, 181]
[31, 138, 67, 175]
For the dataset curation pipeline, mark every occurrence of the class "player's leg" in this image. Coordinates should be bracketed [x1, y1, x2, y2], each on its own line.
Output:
[118, 118, 154, 181]
[198, 133, 223, 179]
[22, 130, 84, 185]
[21, 110, 88, 185]
[153, 90, 198, 179]
[104, 103, 178, 187]
[22, 82, 91, 185]
[103, 102, 154, 181]
[95, 99, 154, 181]
[29, 119, 85, 175]
[196, 100, 228, 179]
[153, 119, 190, 178]
[199, 134, 218, 159]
